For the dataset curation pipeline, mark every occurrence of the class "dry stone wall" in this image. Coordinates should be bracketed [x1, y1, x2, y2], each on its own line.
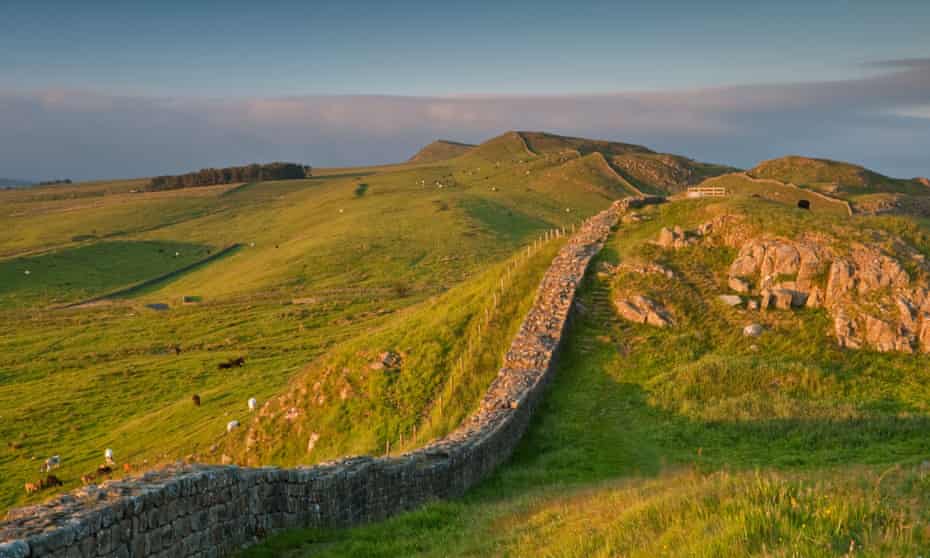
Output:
[0, 196, 662, 558]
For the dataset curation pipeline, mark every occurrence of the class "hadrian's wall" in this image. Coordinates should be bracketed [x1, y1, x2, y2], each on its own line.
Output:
[0, 196, 664, 558]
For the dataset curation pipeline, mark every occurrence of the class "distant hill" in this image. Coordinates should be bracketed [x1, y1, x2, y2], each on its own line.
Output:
[408, 140, 476, 163]
[748, 155, 924, 196]
[0, 178, 33, 188]
[466, 131, 737, 194]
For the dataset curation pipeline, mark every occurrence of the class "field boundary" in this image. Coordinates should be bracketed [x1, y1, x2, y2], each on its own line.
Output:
[60, 243, 242, 309]
[0, 197, 662, 558]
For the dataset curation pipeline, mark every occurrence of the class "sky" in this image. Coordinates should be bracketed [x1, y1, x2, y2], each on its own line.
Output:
[1, 0, 929, 181]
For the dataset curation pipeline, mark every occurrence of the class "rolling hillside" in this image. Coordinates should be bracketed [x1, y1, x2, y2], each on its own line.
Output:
[408, 140, 476, 163]
[247, 193, 930, 557]
[6, 131, 930, 557]
[0, 130, 656, 511]
[749, 155, 927, 197]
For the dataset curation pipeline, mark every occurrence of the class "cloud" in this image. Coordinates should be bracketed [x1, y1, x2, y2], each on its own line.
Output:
[1, 58, 928, 181]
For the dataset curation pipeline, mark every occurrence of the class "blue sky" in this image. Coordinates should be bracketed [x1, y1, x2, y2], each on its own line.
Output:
[1, 0, 929, 179]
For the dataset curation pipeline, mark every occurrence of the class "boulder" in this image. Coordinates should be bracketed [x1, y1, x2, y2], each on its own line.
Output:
[656, 226, 695, 249]
[864, 315, 914, 353]
[760, 288, 795, 310]
[728, 276, 751, 294]
[834, 311, 862, 349]
[615, 295, 673, 327]
[805, 286, 823, 308]
[718, 294, 743, 307]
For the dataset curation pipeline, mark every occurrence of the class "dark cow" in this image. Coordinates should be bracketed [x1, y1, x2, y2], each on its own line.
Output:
[218, 356, 246, 370]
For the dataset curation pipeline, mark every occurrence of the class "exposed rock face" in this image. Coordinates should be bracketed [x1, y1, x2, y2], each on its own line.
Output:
[915, 177, 930, 188]
[725, 233, 930, 353]
[718, 294, 742, 307]
[656, 226, 697, 249]
[728, 276, 750, 293]
[615, 295, 673, 327]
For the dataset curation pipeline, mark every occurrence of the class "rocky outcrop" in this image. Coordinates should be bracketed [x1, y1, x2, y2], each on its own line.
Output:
[615, 295, 673, 327]
[656, 226, 697, 249]
[725, 233, 930, 353]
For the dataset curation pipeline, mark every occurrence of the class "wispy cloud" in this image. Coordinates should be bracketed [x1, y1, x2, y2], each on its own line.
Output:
[1, 58, 928, 181]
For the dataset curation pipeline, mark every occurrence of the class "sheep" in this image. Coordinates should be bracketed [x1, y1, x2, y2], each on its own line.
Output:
[40, 455, 60, 473]
[104, 448, 114, 465]
[248, 398, 257, 412]
[226, 420, 240, 433]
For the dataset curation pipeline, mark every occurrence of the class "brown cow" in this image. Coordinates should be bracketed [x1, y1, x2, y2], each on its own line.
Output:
[24, 482, 38, 494]
[192, 394, 201, 407]
[39, 475, 62, 489]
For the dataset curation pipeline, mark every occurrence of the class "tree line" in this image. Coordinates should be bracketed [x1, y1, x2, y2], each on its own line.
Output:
[147, 162, 312, 191]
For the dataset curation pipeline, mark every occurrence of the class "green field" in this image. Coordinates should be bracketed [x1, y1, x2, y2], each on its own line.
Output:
[6, 132, 930, 556]
[245, 198, 930, 556]
[0, 132, 638, 511]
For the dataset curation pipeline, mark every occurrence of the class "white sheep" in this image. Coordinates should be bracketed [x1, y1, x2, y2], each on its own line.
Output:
[104, 448, 114, 465]
[248, 398, 257, 412]
[226, 420, 240, 433]
[40, 455, 60, 473]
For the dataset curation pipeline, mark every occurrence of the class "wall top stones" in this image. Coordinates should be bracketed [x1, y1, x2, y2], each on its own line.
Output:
[0, 196, 662, 558]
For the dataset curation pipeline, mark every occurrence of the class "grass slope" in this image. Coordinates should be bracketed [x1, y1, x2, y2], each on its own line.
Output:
[246, 198, 930, 556]
[0, 131, 640, 511]
[749, 156, 926, 198]
[408, 140, 476, 163]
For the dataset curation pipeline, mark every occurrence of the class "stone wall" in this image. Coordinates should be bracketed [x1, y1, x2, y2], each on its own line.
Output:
[0, 196, 662, 558]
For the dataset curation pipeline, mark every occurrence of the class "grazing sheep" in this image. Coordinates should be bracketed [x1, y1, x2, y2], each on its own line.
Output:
[248, 398, 257, 411]
[104, 448, 114, 465]
[192, 394, 201, 406]
[24, 482, 38, 494]
[226, 420, 240, 433]
[40, 455, 60, 473]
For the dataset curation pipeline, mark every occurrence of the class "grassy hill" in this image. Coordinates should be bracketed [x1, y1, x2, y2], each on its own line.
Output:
[246, 196, 930, 556]
[0, 131, 657, 511]
[7, 132, 930, 555]
[408, 140, 476, 163]
[749, 155, 926, 198]
[516, 131, 738, 194]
